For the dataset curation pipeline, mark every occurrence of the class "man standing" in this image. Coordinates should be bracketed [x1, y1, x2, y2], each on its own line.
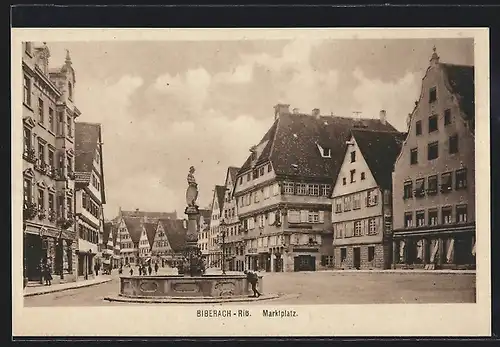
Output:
[244, 270, 261, 297]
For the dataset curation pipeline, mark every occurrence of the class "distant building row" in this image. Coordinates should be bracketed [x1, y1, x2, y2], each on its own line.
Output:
[199, 47, 475, 272]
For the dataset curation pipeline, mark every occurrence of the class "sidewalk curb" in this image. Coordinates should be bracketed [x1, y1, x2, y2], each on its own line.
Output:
[103, 293, 281, 304]
[316, 270, 476, 275]
[23, 278, 113, 297]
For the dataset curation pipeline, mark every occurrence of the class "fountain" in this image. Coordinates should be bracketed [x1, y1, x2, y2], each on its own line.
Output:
[104, 166, 279, 303]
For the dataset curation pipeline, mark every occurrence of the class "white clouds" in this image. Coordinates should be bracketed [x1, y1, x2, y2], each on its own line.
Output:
[351, 68, 419, 131]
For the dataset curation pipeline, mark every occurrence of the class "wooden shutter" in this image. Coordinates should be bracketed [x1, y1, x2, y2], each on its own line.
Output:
[300, 210, 308, 223]
[268, 211, 275, 225]
[375, 217, 381, 234]
[319, 211, 325, 223]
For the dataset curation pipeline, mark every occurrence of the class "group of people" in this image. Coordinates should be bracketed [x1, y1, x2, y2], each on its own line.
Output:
[128, 262, 159, 276]
[40, 260, 53, 286]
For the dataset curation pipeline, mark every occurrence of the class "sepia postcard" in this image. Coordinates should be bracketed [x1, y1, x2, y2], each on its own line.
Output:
[12, 27, 491, 337]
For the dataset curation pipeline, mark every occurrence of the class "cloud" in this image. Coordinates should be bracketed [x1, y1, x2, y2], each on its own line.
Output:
[351, 68, 420, 131]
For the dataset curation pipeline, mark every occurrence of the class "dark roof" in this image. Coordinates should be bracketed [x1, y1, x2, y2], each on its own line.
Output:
[121, 210, 178, 221]
[122, 216, 143, 244]
[199, 208, 211, 220]
[111, 224, 118, 247]
[103, 222, 112, 245]
[227, 166, 240, 183]
[440, 63, 475, 129]
[214, 185, 226, 213]
[143, 222, 158, 248]
[74, 122, 106, 203]
[159, 219, 187, 253]
[239, 113, 398, 181]
[350, 129, 406, 190]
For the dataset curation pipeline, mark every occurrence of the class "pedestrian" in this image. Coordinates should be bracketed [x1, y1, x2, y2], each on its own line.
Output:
[148, 264, 152, 276]
[45, 261, 53, 286]
[154, 262, 159, 275]
[129, 268, 133, 276]
[138, 265, 143, 276]
[244, 270, 261, 297]
[94, 263, 99, 277]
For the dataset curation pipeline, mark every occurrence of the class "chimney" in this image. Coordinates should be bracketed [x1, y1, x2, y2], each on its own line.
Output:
[292, 108, 299, 114]
[379, 109, 387, 125]
[312, 108, 320, 119]
[274, 103, 290, 120]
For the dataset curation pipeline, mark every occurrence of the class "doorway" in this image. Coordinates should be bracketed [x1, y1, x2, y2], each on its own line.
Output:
[25, 234, 45, 281]
[294, 255, 316, 271]
[353, 247, 361, 269]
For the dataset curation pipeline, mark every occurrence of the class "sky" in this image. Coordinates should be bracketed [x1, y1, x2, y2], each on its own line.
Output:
[43, 37, 473, 219]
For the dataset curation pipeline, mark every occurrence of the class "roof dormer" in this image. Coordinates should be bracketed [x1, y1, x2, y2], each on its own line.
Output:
[316, 142, 331, 158]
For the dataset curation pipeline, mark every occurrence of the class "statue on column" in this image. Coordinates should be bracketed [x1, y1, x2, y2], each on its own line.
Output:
[185, 166, 199, 214]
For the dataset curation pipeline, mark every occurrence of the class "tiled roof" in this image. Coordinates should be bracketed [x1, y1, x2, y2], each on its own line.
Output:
[215, 185, 226, 214]
[75, 122, 101, 172]
[440, 63, 475, 131]
[199, 208, 211, 220]
[103, 221, 112, 245]
[121, 210, 178, 221]
[122, 216, 143, 244]
[143, 222, 158, 248]
[159, 219, 187, 253]
[228, 166, 240, 183]
[351, 129, 406, 190]
[239, 112, 398, 181]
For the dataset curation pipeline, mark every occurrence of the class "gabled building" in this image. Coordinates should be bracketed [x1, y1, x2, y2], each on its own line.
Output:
[233, 104, 398, 272]
[138, 222, 157, 262]
[74, 122, 106, 280]
[392, 48, 475, 270]
[22, 42, 81, 284]
[221, 166, 243, 271]
[151, 220, 175, 266]
[111, 224, 121, 268]
[207, 185, 226, 268]
[159, 218, 188, 268]
[102, 221, 114, 270]
[331, 125, 405, 270]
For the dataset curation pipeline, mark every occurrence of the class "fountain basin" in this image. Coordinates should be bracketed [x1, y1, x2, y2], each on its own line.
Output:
[118, 274, 264, 298]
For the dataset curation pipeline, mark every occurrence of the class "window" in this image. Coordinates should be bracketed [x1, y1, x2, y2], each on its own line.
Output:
[403, 181, 413, 199]
[308, 184, 319, 196]
[428, 209, 438, 226]
[340, 248, 347, 263]
[68, 81, 73, 100]
[360, 172, 365, 180]
[300, 210, 308, 223]
[254, 190, 259, 203]
[23, 127, 31, 153]
[23, 75, 31, 106]
[67, 156, 73, 174]
[268, 163, 272, 172]
[246, 173, 251, 182]
[404, 212, 413, 228]
[449, 134, 458, 154]
[253, 169, 258, 180]
[442, 207, 452, 224]
[427, 175, 438, 195]
[38, 188, 45, 210]
[264, 186, 270, 199]
[335, 199, 342, 213]
[335, 224, 344, 239]
[353, 193, 361, 209]
[350, 151, 356, 163]
[321, 184, 330, 197]
[342, 177, 346, 185]
[284, 182, 294, 195]
[48, 149, 54, 169]
[414, 178, 425, 198]
[288, 210, 300, 224]
[66, 116, 72, 137]
[416, 210, 425, 227]
[296, 183, 307, 195]
[57, 111, 65, 136]
[38, 98, 44, 124]
[367, 189, 378, 206]
[368, 218, 377, 235]
[259, 167, 264, 176]
[444, 109, 451, 126]
[322, 147, 331, 157]
[23, 178, 32, 203]
[48, 108, 54, 132]
[368, 246, 375, 262]
[410, 148, 418, 165]
[428, 115, 438, 132]
[456, 169, 467, 190]
[308, 211, 319, 223]
[37, 140, 45, 164]
[321, 255, 334, 267]
[354, 221, 362, 236]
[350, 169, 356, 183]
[428, 141, 439, 160]
[429, 87, 437, 103]
[415, 120, 422, 135]
[239, 177, 242, 185]
[456, 205, 468, 223]
[440, 172, 452, 193]
[343, 196, 352, 211]
[272, 183, 280, 196]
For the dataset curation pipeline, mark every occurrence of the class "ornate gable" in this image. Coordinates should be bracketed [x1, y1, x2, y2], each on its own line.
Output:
[23, 116, 36, 129]
[23, 168, 35, 178]
[36, 180, 47, 189]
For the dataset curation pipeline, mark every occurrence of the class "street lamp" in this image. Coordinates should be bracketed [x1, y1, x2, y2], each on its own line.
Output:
[219, 219, 227, 275]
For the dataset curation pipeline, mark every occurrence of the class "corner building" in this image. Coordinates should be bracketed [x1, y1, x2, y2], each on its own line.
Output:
[392, 48, 476, 270]
[233, 105, 398, 272]
[22, 42, 80, 283]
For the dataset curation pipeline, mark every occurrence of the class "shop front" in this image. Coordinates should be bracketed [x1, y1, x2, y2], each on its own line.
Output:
[392, 224, 475, 270]
[291, 246, 320, 272]
[245, 248, 259, 271]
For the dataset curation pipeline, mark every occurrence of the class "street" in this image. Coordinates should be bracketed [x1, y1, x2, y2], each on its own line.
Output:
[24, 271, 475, 306]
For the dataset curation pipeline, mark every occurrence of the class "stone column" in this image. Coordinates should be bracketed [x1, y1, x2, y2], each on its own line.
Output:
[422, 238, 428, 265]
[438, 238, 444, 267]
[270, 252, 275, 272]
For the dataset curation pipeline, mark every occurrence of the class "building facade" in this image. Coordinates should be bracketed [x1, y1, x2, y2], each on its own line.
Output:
[222, 167, 244, 271]
[138, 222, 156, 263]
[206, 186, 226, 268]
[22, 42, 80, 284]
[233, 104, 399, 272]
[151, 220, 174, 266]
[158, 218, 188, 268]
[392, 48, 476, 270]
[196, 209, 211, 260]
[332, 126, 405, 269]
[74, 122, 106, 280]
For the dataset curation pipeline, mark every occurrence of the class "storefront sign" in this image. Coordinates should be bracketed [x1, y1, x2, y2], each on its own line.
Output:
[293, 247, 319, 253]
[247, 248, 258, 254]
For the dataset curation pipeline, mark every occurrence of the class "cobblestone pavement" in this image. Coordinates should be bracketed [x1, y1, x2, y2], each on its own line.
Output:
[23, 271, 475, 307]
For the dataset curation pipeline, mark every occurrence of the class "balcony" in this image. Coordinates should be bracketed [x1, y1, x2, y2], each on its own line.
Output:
[34, 160, 49, 175]
[23, 147, 36, 164]
[23, 201, 38, 221]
